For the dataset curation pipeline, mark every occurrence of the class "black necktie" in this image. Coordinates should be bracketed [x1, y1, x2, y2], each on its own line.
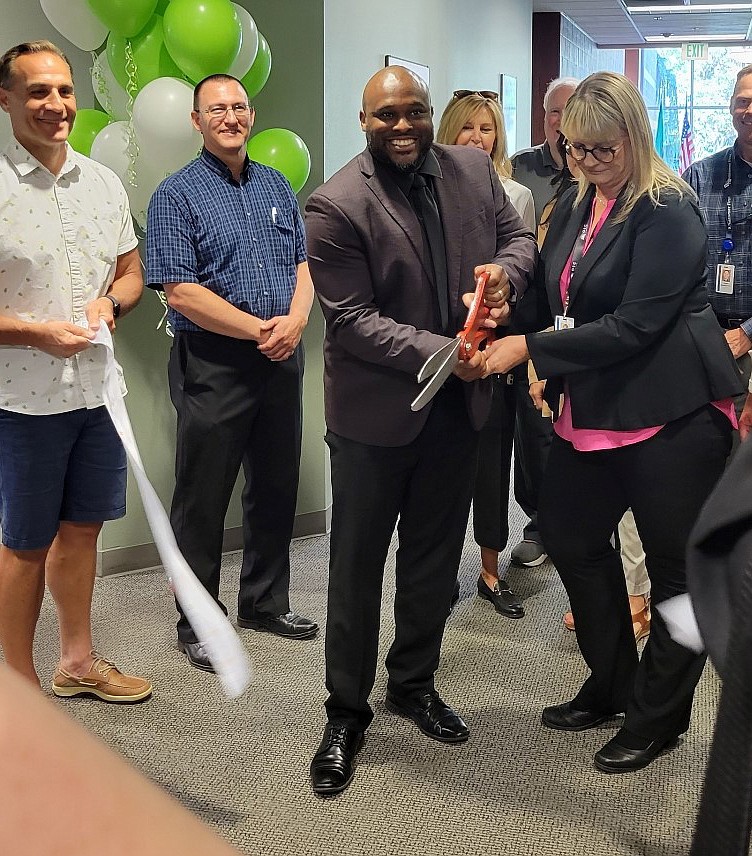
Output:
[409, 173, 449, 332]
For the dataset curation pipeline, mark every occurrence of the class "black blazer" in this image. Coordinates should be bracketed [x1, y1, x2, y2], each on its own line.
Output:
[516, 184, 743, 430]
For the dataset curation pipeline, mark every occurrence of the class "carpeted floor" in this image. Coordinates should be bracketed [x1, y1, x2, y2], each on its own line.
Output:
[27, 502, 715, 856]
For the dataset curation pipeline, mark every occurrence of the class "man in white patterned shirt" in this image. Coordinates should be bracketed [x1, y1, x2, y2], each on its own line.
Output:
[0, 41, 151, 701]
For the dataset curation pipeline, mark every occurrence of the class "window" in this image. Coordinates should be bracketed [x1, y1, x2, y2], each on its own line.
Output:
[641, 46, 752, 170]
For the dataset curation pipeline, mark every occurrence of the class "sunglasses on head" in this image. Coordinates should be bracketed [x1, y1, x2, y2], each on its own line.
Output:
[452, 89, 499, 101]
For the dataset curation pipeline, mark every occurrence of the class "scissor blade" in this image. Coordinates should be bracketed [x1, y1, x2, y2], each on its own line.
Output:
[416, 338, 459, 383]
[411, 343, 459, 411]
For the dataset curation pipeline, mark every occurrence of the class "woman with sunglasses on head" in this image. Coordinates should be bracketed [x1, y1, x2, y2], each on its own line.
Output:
[482, 71, 742, 772]
[436, 90, 534, 621]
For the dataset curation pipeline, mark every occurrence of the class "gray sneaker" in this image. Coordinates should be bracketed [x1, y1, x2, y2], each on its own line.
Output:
[510, 539, 548, 567]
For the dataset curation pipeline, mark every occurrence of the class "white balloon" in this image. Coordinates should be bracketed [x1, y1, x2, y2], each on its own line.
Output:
[228, 4, 259, 79]
[91, 52, 130, 122]
[90, 121, 167, 227]
[132, 77, 201, 175]
[90, 121, 131, 178]
[126, 159, 165, 230]
[40, 0, 109, 52]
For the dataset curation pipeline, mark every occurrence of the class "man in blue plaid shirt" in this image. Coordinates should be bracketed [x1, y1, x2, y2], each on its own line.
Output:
[683, 64, 752, 412]
[146, 74, 317, 673]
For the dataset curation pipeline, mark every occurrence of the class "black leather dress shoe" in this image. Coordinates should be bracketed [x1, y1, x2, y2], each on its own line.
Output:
[541, 700, 620, 732]
[594, 733, 679, 773]
[477, 576, 524, 619]
[237, 611, 318, 639]
[310, 723, 364, 795]
[385, 690, 469, 743]
[178, 640, 215, 673]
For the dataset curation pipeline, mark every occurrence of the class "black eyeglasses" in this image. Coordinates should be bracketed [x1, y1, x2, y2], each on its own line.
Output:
[452, 89, 499, 102]
[565, 142, 622, 164]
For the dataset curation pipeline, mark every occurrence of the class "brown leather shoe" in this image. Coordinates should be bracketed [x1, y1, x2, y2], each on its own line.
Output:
[52, 653, 152, 703]
[632, 599, 651, 643]
[563, 597, 650, 641]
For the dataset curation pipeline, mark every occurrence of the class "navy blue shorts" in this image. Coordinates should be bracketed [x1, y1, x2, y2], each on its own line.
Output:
[0, 406, 126, 551]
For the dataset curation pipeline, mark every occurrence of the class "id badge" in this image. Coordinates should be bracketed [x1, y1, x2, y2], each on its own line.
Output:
[554, 315, 575, 330]
[716, 263, 735, 295]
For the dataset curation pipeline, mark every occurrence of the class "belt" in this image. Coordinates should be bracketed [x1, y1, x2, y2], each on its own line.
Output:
[716, 315, 747, 330]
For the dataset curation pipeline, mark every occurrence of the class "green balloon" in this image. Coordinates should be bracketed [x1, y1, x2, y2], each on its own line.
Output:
[247, 128, 311, 194]
[155, 0, 171, 12]
[68, 109, 111, 157]
[107, 16, 182, 92]
[87, 0, 158, 38]
[241, 34, 271, 100]
[163, 0, 241, 83]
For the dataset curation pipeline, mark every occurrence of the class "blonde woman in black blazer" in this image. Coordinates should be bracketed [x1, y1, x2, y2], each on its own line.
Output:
[485, 71, 743, 774]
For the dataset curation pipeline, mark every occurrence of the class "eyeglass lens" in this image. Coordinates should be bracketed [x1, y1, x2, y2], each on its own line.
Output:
[566, 144, 615, 163]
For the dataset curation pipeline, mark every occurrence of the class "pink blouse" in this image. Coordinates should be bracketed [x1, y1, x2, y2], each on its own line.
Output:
[553, 196, 736, 451]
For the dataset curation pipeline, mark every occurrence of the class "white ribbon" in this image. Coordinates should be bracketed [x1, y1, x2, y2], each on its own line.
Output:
[656, 593, 704, 654]
[92, 325, 252, 698]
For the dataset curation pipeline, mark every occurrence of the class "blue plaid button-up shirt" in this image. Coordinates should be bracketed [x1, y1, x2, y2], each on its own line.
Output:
[684, 143, 752, 339]
[146, 148, 306, 333]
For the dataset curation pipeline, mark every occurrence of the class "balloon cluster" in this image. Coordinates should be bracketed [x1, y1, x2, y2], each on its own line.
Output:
[40, 0, 312, 229]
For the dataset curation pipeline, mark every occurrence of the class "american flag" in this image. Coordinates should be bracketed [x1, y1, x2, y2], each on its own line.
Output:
[679, 106, 695, 174]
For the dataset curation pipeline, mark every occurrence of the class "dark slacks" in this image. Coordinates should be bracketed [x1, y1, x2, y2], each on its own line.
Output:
[324, 380, 478, 731]
[512, 362, 553, 544]
[473, 373, 515, 551]
[539, 404, 731, 741]
[168, 331, 303, 644]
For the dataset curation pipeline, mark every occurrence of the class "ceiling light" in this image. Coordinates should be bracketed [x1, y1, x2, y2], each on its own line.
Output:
[644, 31, 747, 39]
[628, 4, 752, 11]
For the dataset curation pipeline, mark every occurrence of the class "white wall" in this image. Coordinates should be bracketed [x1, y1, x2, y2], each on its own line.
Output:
[323, 0, 534, 178]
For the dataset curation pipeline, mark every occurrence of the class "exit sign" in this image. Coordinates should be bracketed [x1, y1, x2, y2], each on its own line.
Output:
[682, 42, 709, 61]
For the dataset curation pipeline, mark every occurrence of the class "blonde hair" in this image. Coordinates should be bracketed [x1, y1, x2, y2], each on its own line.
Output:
[436, 93, 511, 179]
[561, 71, 692, 222]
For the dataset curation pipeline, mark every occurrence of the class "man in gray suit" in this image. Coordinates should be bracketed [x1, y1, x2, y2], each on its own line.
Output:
[305, 66, 535, 795]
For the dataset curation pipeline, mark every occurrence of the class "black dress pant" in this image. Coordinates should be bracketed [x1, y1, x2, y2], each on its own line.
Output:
[324, 380, 478, 731]
[539, 405, 731, 741]
[168, 331, 303, 644]
[512, 362, 553, 544]
[473, 373, 515, 552]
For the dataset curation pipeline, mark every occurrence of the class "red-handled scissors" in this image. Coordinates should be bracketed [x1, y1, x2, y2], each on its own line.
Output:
[410, 271, 494, 412]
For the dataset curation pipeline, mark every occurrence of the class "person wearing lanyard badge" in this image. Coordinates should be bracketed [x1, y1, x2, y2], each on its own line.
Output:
[684, 64, 752, 425]
[483, 72, 742, 774]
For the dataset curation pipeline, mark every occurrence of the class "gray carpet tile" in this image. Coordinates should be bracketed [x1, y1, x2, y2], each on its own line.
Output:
[22, 501, 714, 856]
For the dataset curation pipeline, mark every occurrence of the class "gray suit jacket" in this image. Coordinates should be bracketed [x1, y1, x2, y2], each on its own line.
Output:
[305, 143, 536, 447]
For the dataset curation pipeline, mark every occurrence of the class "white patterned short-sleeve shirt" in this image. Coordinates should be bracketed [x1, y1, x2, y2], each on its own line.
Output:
[0, 140, 137, 415]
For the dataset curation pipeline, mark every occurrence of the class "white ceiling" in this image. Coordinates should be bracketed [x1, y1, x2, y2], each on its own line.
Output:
[532, 0, 752, 47]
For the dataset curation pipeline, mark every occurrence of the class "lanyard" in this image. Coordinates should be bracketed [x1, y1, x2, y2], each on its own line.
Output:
[563, 196, 611, 316]
[723, 150, 735, 259]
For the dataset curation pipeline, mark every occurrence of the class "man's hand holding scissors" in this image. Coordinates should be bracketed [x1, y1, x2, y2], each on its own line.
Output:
[474, 263, 512, 326]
